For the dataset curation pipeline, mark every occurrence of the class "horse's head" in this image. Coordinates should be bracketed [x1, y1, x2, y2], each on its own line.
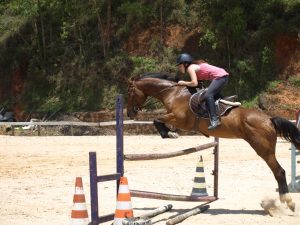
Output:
[126, 73, 183, 119]
[127, 77, 147, 119]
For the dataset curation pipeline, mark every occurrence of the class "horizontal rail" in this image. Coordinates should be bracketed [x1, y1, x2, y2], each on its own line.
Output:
[98, 213, 115, 223]
[131, 190, 217, 202]
[1, 119, 296, 127]
[124, 142, 218, 161]
[0, 120, 153, 127]
[97, 173, 121, 182]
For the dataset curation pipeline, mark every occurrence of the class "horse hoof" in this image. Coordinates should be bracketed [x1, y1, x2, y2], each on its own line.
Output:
[280, 194, 295, 212]
[287, 201, 295, 212]
[168, 131, 179, 138]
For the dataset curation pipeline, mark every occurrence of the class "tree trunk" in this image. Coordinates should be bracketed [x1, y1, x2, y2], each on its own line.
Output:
[106, 0, 112, 49]
[226, 30, 231, 70]
[160, 0, 164, 59]
[37, 0, 46, 60]
[33, 20, 41, 59]
[91, 0, 106, 57]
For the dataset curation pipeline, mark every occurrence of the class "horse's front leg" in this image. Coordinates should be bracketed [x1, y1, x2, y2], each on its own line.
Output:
[154, 113, 179, 139]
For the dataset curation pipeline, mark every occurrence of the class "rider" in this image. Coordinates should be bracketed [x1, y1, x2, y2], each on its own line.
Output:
[176, 53, 229, 130]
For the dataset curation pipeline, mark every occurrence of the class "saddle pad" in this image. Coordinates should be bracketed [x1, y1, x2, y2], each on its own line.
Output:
[189, 92, 240, 118]
[189, 92, 203, 116]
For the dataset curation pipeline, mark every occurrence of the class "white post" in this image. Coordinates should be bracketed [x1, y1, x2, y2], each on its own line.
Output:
[291, 111, 300, 191]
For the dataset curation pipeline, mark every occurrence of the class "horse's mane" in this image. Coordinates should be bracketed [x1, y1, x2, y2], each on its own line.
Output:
[131, 72, 197, 94]
[132, 72, 179, 82]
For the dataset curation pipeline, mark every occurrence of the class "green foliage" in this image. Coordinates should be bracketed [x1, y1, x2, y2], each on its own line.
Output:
[229, 59, 257, 99]
[101, 85, 120, 109]
[118, 1, 154, 24]
[0, 8, 27, 43]
[241, 96, 259, 109]
[104, 54, 133, 80]
[260, 46, 275, 83]
[116, 1, 154, 38]
[130, 56, 159, 76]
[288, 76, 300, 88]
[266, 80, 281, 93]
[7, 0, 38, 16]
[1, 0, 299, 113]
[129, 48, 177, 78]
[39, 97, 62, 112]
[218, 6, 247, 43]
[167, 0, 187, 25]
[199, 29, 217, 50]
[158, 47, 178, 73]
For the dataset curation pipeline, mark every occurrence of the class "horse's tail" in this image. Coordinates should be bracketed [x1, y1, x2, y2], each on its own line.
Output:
[271, 117, 300, 150]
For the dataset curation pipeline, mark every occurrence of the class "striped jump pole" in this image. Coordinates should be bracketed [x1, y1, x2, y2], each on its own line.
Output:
[290, 110, 300, 192]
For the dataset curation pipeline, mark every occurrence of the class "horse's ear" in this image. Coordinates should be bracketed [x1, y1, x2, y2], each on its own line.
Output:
[127, 77, 135, 84]
[127, 78, 133, 85]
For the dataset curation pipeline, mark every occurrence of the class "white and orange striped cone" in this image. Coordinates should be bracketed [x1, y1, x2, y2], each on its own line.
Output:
[113, 177, 134, 225]
[70, 177, 89, 225]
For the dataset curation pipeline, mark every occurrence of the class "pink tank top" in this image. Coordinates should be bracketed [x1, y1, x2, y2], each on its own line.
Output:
[195, 63, 229, 80]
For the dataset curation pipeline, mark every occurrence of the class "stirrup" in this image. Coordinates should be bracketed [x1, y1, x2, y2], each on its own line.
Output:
[208, 119, 221, 130]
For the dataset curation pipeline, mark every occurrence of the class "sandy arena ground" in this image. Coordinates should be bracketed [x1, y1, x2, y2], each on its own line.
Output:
[0, 135, 300, 225]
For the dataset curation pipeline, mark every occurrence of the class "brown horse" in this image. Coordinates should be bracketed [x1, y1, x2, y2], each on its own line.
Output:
[126, 73, 300, 211]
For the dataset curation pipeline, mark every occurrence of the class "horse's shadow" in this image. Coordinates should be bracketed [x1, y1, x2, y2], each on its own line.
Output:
[133, 207, 267, 224]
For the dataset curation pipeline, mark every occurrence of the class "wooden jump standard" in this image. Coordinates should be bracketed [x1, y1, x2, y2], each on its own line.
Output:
[89, 95, 124, 225]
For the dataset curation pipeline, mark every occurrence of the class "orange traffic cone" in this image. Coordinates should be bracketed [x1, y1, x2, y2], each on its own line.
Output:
[70, 177, 89, 225]
[113, 177, 134, 225]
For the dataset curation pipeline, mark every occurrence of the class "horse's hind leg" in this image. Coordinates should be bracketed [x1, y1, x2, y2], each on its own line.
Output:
[245, 123, 295, 211]
[262, 153, 295, 211]
[245, 133, 295, 211]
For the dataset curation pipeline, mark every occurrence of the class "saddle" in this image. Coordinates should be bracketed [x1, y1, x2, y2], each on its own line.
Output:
[189, 89, 241, 119]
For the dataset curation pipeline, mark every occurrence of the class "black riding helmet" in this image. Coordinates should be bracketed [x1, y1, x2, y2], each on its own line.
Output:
[176, 53, 193, 65]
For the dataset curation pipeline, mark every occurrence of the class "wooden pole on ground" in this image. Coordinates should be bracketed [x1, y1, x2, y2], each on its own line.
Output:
[140, 204, 173, 218]
[166, 204, 209, 225]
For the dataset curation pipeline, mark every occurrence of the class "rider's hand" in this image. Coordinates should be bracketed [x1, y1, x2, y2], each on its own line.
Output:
[178, 80, 186, 86]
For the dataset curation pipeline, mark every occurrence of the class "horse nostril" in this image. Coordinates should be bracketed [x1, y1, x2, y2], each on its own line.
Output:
[127, 110, 134, 119]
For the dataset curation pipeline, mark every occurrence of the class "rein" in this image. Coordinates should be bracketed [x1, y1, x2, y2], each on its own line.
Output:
[157, 84, 180, 94]
[128, 80, 141, 113]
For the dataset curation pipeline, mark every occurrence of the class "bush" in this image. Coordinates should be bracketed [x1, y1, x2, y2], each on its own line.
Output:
[288, 76, 300, 88]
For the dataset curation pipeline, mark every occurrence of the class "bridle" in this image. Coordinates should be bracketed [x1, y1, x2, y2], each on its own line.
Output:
[128, 80, 143, 114]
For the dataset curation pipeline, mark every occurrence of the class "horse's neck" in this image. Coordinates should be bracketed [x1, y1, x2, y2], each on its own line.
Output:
[138, 80, 175, 102]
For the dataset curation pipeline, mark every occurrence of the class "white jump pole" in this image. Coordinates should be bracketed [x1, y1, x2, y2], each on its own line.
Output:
[291, 110, 300, 191]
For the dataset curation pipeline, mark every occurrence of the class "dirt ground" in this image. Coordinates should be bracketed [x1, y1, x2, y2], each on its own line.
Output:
[0, 135, 300, 225]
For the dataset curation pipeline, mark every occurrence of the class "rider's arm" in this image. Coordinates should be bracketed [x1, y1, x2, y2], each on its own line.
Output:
[178, 64, 198, 87]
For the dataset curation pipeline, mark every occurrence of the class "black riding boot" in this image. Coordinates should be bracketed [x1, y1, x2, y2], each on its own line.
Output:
[206, 97, 221, 130]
